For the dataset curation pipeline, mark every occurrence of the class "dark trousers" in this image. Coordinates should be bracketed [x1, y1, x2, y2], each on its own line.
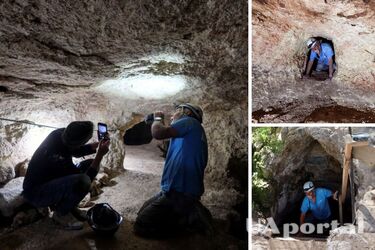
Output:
[304, 212, 332, 235]
[23, 159, 97, 216]
[134, 191, 213, 238]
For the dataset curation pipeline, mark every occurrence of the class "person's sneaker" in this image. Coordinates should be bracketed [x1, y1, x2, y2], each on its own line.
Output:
[52, 212, 84, 230]
[71, 207, 87, 222]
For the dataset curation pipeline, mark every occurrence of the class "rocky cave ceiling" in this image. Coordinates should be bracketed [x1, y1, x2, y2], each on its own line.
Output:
[0, 0, 247, 110]
[252, 0, 375, 123]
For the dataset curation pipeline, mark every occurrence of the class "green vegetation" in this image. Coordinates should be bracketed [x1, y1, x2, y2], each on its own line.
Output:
[252, 127, 283, 215]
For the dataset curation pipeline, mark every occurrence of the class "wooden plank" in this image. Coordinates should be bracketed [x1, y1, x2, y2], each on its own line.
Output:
[349, 141, 369, 147]
[339, 194, 343, 225]
[340, 144, 353, 204]
[349, 163, 356, 223]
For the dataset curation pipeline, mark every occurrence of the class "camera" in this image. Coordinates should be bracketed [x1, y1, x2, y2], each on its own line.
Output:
[144, 113, 154, 125]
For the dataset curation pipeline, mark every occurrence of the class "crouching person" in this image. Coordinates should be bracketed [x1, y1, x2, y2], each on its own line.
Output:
[22, 121, 110, 230]
[134, 103, 213, 238]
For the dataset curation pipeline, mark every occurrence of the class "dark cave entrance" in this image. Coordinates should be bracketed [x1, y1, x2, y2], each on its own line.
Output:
[303, 36, 337, 81]
[0, 86, 9, 92]
[275, 140, 354, 237]
[278, 184, 354, 237]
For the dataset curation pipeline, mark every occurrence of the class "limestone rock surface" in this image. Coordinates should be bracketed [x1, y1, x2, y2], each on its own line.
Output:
[252, 0, 375, 122]
[0, 177, 25, 217]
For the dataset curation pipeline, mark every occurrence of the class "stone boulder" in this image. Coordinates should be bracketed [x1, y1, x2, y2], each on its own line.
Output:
[327, 225, 375, 250]
[0, 137, 13, 158]
[0, 137, 15, 184]
[306, 128, 346, 162]
[0, 163, 15, 184]
[101, 129, 125, 172]
[14, 159, 29, 177]
[0, 177, 25, 217]
[357, 189, 375, 233]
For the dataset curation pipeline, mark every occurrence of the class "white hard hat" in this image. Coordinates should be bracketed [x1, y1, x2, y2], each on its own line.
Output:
[176, 103, 203, 123]
[306, 38, 317, 49]
[303, 181, 315, 192]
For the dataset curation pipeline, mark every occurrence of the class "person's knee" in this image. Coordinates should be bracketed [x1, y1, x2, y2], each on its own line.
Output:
[133, 194, 172, 237]
[78, 159, 94, 172]
[73, 174, 91, 193]
[134, 211, 157, 237]
[134, 217, 147, 235]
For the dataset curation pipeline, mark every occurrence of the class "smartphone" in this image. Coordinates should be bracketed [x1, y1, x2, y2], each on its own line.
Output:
[97, 122, 108, 141]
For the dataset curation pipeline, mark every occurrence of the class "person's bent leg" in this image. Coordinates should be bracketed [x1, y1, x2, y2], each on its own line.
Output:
[25, 174, 91, 215]
[56, 174, 91, 215]
[186, 201, 214, 235]
[134, 192, 178, 238]
[23, 174, 91, 230]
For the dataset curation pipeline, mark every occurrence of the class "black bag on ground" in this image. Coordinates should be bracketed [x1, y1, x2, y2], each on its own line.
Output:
[123, 121, 152, 145]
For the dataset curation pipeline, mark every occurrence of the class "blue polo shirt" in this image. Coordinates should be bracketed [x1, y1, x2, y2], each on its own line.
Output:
[161, 116, 208, 198]
[301, 188, 333, 220]
[309, 43, 334, 66]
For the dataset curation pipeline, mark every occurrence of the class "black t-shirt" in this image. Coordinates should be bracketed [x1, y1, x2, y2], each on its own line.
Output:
[23, 128, 95, 191]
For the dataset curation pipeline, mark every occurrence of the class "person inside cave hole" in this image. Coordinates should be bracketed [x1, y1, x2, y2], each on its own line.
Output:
[302, 38, 336, 81]
[22, 121, 110, 230]
[134, 103, 213, 238]
[300, 181, 339, 233]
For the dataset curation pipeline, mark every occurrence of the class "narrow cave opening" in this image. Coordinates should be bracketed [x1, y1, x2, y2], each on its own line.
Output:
[0, 86, 9, 92]
[278, 182, 353, 237]
[275, 140, 354, 236]
[123, 140, 166, 175]
[302, 36, 336, 81]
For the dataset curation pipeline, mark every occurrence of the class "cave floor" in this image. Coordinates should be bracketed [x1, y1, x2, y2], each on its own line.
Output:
[252, 236, 326, 250]
[268, 237, 326, 250]
[0, 216, 244, 250]
[0, 167, 246, 249]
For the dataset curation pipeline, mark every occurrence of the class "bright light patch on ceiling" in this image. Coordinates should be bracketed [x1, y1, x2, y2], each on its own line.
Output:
[95, 53, 188, 99]
[96, 74, 186, 99]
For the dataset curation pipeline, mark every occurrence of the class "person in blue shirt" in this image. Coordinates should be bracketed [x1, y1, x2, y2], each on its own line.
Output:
[303, 38, 336, 81]
[134, 103, 212, 238]
[300, 181, 339, 225]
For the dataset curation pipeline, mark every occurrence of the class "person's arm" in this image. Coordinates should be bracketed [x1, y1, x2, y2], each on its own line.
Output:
[305, 60, 314, 76]
[328, 58, 333, 80]
[88, 139, 110, 173]
[71, 142, 98, 158]
[300, 198, 309, 226]
[300, 213, 306, 225]
[302, 55, 308, 76]
[151, 111, 178, 140]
